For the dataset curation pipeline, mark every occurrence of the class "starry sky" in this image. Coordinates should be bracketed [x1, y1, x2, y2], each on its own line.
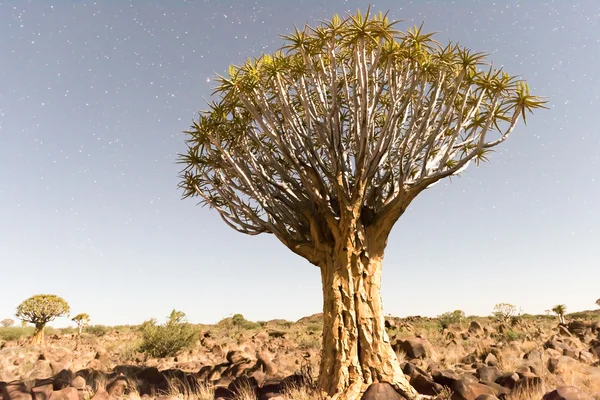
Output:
[1, 0, 598, 328]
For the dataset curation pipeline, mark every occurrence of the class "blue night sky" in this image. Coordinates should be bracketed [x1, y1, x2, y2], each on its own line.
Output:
[1, 0, 598, 328]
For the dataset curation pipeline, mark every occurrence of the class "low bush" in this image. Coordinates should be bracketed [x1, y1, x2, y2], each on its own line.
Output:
[0, 327, 33, 341]
[138, 310, 200, 358]
[87, 325, 111, 337]
[437, 310, 466, 330]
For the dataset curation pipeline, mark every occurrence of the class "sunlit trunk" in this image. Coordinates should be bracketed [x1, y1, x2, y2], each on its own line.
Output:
[31, 323, 45, 345]
[317, 242, 418, 400]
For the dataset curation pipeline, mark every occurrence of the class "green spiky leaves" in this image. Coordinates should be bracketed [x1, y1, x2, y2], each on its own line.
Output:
[177, 9, 546, 254]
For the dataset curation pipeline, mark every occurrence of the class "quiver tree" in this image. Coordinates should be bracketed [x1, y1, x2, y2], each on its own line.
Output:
[72, 313, 90, 335]
[16, 294, 70, 345]
[492, 303, 519, 323]
[178, 10, 545, 400]
[551, 305, 566, 325]
[1, 318, 14, 327]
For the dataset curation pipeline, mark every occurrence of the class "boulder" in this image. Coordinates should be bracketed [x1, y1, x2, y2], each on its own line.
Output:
[431, 369, 461, 387]
[476, 365, 501, 383]
[213, 386, 234, 400]
[548, 356, 579, 374]
[513, 371, 543, 393]
[256, 352, 277, 376]
[483, 353, 498, 367]
[450, 379, 495, 400]
[47, 388, 78, 400]
[558, 326, 573, 337]
[468, 321, 483, 335]
[31, 383, 53, 400]
[360, 383, 407, 400]
[257, 379, 283, 400]
[89, 388, 109, 400]
[495, 373, 519, 390]
[69, 377, 85, 390]
[410, 373, 443, 396]
[106, 377, 128, 397]
[542, 386, 595, 400]
[394, 338, 433, 359]
[52, 370, 74, 391]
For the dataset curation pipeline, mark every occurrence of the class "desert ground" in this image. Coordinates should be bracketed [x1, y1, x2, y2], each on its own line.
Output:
[1, 310, 599, 400]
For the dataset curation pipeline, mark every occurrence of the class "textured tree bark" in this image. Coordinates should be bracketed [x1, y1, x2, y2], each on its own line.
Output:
[317, 242, 419, 400]
[31, 323, 45, 345]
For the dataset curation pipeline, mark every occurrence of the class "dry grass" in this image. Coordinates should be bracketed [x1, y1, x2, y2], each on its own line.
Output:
[507, 384, 546, 400]
[282, 384, 324, 400]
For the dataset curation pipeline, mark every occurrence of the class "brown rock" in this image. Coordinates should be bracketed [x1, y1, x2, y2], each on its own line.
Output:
[450, 379, 495, 400]
[47, 388, 78, 400]
[89, 388, 109, 400]
[256, 352, 277, 376]
[548, 356, 579, 374]
[410, 373, 443, 396]
[431, 369, 462, 387]
[476, 366, 501, 383]
[28, 361, 54, 380]
[31, 383, 53, 400]
[53, 370, 74, 391]
[495, 373, 519, 390]
[257, 379, 283, 400]
[213, 386, 234, 399]
[558, 326, 573, 337]
[542, 386, 595, 400]
[394, 338, 433, 359]
[483, 353, 498, 367]
[69, 377, 85, 390]
[563, 348, 579, 359]
[578, 351, 594, 364]
[226, 350, 245, 364]
[468, 321, 483, 334]
[360, 383, 407, 400]
[514, 371, 543, 393]
[106, 377, 127, 398]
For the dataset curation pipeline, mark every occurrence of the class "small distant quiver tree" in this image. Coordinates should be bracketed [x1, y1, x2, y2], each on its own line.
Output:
[178, 10, 545, 399]
[16, 294, 70, 345]
[72, 313, 91, 335]
[1, 318, 14, 327]
[551, 304, 566, 325]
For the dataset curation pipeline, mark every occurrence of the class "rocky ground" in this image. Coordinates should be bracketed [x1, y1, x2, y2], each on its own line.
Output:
[1, 312, 599, 400]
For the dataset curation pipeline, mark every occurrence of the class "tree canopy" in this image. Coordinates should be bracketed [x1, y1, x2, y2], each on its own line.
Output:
[16, 294, 70, 325]
[179, 10, 546, 265]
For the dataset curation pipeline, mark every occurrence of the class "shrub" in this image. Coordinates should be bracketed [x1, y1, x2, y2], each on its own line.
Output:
[504, 330, 521, 341]
[138, 310, 200, 358]
[87, 324, 111, 337]
[229, 314, 261, 330]
[0, 327, 32, 341]
[306, 323, 322, 333]
[437, 310, 465, 330]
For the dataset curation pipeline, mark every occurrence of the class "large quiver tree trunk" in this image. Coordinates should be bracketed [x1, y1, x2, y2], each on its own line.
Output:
[318, 230, 419, 400]
[31, 323, 45, 345]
